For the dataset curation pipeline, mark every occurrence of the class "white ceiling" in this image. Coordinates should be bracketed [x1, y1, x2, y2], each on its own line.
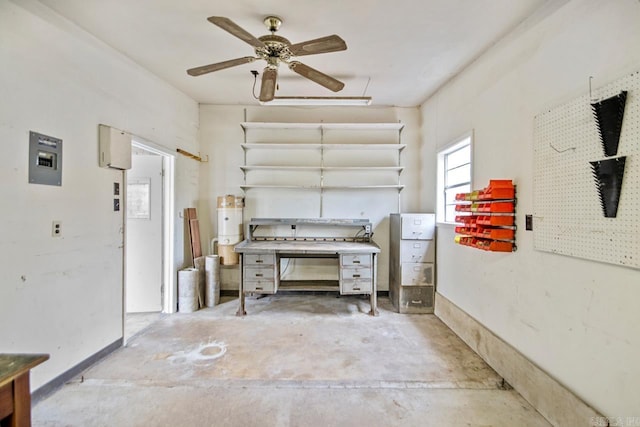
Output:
[38, 0, 552, 107]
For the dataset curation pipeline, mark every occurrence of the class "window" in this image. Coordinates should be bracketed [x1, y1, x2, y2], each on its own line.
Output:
[437, 132, 472, 224]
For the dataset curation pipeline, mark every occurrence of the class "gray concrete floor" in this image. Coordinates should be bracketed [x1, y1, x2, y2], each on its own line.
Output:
[33, 295, 550, 427]
[125, 311, 163, 342]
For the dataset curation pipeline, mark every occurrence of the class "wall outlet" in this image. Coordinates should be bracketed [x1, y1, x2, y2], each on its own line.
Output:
[52, 220, 62, 237]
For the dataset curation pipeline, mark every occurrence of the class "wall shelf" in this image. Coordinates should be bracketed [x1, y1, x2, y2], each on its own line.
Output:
[240, 121, 405, 214]
[241, 184, 405, 190]
[241, 122, 405, 131]
[240, 166, 404, 172]
[241, 143, 406, 151]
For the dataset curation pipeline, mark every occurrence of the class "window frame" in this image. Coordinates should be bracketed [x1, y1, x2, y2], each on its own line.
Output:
[436, 131, 473, 225]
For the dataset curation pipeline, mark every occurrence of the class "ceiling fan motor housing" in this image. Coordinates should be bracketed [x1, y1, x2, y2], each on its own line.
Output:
[256, 34, 292, 67]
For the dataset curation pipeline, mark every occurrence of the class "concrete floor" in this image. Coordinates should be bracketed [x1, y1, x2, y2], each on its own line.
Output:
[125, 312, 164, 342]
[33, 295, 550, 427]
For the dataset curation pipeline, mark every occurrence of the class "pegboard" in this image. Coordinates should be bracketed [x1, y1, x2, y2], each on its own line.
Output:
[533, 71, 639, 269]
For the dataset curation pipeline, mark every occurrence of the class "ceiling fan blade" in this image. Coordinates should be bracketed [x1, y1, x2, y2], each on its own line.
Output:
[289, 35, 347, 57]
[288, 61, 345, 92]
[187, 56, 256, 76]
[207, 16, 266, 49]
[260, 68, 277, 102]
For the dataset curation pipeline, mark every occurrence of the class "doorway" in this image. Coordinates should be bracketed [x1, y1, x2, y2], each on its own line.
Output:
[124, 140, 176, 342]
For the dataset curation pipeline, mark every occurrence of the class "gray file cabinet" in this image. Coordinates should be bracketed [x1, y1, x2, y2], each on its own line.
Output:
[389, 213, 436, 313]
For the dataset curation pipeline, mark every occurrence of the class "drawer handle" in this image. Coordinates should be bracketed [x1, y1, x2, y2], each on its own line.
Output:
[255, 260, 263, 263]
[353, 287, 361, 291]
[353, 274, 360, 278]
[256, 287, 263, 290]
[352, 260, 360, 264]
[411, 300, 423, 304]
[255, 273, 263, 277]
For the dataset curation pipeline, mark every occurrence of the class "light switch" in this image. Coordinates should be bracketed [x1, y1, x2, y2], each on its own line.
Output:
[525, 215, 533, 231]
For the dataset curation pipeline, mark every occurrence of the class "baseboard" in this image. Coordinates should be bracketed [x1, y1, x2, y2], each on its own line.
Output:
[434, 292, 602, 427]
[32, 338, 123, 404]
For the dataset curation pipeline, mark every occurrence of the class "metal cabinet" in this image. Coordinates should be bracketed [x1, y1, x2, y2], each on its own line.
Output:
[389, 213, 436, 313]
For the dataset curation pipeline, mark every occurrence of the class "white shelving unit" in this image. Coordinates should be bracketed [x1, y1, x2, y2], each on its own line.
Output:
[239, 122, 405, 213]
[240, 122, 404, 131]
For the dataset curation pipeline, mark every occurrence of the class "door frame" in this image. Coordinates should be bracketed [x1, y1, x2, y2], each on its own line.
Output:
[123, 138, 177, 338]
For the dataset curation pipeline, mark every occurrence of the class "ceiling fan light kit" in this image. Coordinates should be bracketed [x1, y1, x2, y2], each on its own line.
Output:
[187, 15, 351, 103]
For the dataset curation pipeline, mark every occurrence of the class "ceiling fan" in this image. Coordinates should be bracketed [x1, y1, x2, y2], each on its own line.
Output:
[187, 16, 347, 102]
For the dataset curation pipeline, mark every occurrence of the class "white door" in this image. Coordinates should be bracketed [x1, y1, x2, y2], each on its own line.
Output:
[126, 154, 163, 312]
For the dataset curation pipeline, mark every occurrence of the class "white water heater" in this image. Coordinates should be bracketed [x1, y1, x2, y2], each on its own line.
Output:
[216, 195, 244, 245]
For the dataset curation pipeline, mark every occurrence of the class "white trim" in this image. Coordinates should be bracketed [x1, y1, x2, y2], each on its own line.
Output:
[128, 139, 177, 316]
[121, 169, 127, 343]
[132, 139, 175, 157]
[434, 292, 603, 426]
[436, 130, 474, 225]
[437, 129, 474, 153]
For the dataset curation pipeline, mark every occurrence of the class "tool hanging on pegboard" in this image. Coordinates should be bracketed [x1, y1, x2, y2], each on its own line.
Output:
[591, 90, 627, 157]
[590, 156, 626, 218]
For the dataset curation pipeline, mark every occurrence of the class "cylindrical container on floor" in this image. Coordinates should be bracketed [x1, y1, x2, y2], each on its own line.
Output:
[177, 268, 199, 313]
[205, 255, 220, 307]
[218, 243, 239, 265]
[194, 256, 206, 308]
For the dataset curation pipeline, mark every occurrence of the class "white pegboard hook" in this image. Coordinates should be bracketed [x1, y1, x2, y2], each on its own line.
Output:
[589, 76, 594, 101]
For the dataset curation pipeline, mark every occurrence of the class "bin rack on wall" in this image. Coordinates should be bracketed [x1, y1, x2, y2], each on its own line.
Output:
[453, 180, 516, 252]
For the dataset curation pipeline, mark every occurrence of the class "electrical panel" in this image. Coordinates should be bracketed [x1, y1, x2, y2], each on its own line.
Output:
[99, 124, 132, 170]
[29, 131, 62, 186]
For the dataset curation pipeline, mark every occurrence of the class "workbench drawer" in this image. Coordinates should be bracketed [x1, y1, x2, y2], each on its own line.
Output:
[341, 267, 372, 280]
[243, 279, 276, 293]
[400, 262, 434, 286]
[244, 254, 276, 266]
[243, 266, 275, 280]
[340, 254, 372, 267]
[340, 279, 373, 294]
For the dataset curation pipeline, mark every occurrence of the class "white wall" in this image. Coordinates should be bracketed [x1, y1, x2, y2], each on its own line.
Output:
[0, 0, 199, 390]
[421, 0, 640, 417]
[198, 106, 424, 290]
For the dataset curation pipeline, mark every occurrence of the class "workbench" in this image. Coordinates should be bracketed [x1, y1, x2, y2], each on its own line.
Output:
[234, 218, 380, 316]
[0, 354, 48, 427]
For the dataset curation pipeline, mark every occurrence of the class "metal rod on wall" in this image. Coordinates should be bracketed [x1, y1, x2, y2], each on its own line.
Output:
[176, 148, 208, 162]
